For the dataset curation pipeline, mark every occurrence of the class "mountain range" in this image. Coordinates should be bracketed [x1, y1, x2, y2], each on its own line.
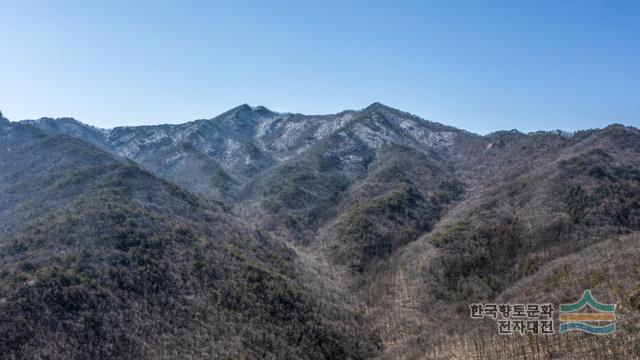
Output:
[1, 104, 639, 359]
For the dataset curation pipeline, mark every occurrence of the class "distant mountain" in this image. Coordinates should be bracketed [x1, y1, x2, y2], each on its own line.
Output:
[20, 103, 462, 200]
[4, 104, 640, 358]
[20, 105, 354, 200]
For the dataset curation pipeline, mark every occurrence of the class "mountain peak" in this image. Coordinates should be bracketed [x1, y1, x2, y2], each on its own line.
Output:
[221, 104, 278, 120]
[20, 116, 96, 130]
[236, 103, 252, 111]
[251, 105, 271, 112]
[365, 102, 395, 112]
[603, 123, 638, 132]
[0, 111, 8, 128]
[362, 102, 417, 119]
[42, 116, 80, 123]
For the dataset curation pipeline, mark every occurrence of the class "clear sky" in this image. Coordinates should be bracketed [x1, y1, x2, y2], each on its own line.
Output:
[1, 0, 638, 134]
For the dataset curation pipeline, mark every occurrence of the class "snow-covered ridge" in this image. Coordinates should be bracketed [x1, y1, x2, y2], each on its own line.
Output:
[17, 103, 467, 176]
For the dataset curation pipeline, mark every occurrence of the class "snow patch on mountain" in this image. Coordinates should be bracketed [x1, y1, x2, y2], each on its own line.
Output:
[398, 119, 457, 149]
[256, 116, 281, 140]
[222, 138, 244, 167]
[165, 151, 186, 165]
[351, 121, 400, 149]
[270, 120, 307, 157]
[314, 113, 354, 139]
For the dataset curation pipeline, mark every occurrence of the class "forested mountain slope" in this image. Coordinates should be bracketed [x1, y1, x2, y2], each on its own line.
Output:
[5, 105, 640, 359]
[0, 119, 379, 359]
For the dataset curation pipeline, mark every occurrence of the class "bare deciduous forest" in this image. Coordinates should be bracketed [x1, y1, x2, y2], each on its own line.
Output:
[2, 103, 639, 359]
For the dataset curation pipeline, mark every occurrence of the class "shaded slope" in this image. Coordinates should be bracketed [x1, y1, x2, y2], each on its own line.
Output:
[359, 125, 640, 358]
[0, 122, 380, 359]
[439, 232, 640, 359]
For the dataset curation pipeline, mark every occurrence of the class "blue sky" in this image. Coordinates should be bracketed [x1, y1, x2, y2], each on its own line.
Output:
[0, 0, 638, 134]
